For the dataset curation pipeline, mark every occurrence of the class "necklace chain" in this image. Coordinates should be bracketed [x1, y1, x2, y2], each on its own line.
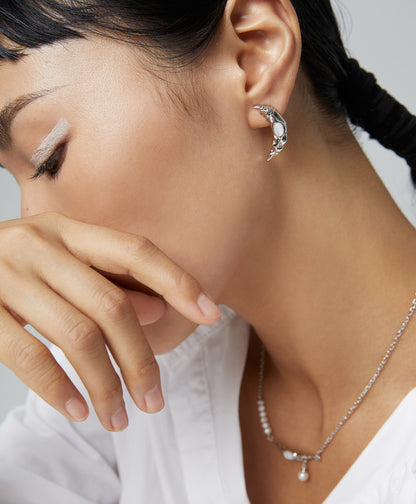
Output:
[257, 292, 416, 482]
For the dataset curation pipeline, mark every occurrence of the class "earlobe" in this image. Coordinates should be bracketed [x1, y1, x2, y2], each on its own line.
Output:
[227, 0, 301, 126]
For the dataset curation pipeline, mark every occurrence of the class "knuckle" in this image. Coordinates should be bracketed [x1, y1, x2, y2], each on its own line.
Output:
[0, 255, 13, 274]
[125, 235, 154, 259]
[92, 379, 122, 406]
[41, 211, 61, 221]
[10, 340, 67, 397]
[33, 364, 68, 398]
[34, 212, 59, 231]
[64, 318, 102, 352]
[98, 288, 131, 321]
[11, 340, 50, 374]
[174, 269, 199, 294]
[136, 356, 159, 382]
[33, 211, 60, 224]
[2, 224, 41, 247]
[43, 211, 68, 234]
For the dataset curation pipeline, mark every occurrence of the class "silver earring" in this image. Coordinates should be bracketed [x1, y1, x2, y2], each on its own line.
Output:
[254, 105, 287, 161]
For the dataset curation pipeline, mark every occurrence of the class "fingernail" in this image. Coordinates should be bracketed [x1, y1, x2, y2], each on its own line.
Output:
[111, 406, 129, 431]
[144, 386, 164, 413]
[198, 292, 222, 319]
[65, 398, 88, 421]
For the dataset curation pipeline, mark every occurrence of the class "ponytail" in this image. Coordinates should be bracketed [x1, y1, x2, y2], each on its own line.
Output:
[291, 0, 416, 186]
[338, 58, 416, 184]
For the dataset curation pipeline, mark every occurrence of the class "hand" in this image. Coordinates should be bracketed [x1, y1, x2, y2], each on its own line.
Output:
[0, 212, 221, 431]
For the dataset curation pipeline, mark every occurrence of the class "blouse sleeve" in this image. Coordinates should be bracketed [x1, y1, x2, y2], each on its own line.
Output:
[0, 346, 120, 504]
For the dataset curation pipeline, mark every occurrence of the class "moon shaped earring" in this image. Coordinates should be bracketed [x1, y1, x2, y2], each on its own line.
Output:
[254, 105, 287, 161]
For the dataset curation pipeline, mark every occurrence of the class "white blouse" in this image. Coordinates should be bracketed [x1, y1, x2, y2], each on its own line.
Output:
[1, 305, 416, 503]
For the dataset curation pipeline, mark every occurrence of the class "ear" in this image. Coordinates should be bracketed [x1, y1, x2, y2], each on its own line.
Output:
[224, 0, 302, 129]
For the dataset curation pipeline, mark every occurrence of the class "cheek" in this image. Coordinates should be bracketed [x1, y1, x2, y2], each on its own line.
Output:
[20, 96, 261, 300]
[50, 119, 197, 230]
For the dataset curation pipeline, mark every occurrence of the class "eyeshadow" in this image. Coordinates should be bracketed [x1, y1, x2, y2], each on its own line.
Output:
[30, 117, 70, 168]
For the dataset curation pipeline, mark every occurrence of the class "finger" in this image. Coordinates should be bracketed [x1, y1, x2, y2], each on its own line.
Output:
[94, 270, 167, 325]
[6, 307, 28, 327]
[0, 274, 129, 432]
[34, 248, 165, 415]
[57, 216, 222, 324]
[0, 306, 89, 423]
[123, 289, 166, 326]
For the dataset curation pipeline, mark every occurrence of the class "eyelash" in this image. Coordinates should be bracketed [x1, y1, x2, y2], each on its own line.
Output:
[30, 143, 66, 180]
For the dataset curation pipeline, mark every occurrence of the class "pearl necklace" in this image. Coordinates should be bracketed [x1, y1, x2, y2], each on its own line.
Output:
[257, 292, 416, 482]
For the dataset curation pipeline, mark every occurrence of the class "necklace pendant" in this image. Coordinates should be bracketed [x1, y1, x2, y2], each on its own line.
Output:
[297, 461, 310, 483]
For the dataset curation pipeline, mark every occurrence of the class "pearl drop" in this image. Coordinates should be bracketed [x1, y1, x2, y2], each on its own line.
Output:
[273, 121, 285, 138]
[259, 411, 267, 419]
[258, 404, 266, 412]
[298, 470, 309, 482]
[264, 427, 272, 436]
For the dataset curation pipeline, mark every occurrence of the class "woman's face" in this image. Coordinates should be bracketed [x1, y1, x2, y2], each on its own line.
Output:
[0, 36, 270, 352]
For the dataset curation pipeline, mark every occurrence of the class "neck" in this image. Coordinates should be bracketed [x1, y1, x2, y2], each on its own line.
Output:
[221, 116, 416, 413]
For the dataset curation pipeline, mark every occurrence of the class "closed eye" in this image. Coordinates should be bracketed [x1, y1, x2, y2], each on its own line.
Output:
[30, 143, 66, 180]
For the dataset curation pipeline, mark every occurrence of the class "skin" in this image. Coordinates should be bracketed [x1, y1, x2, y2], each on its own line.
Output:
[1, 0, 416, 501]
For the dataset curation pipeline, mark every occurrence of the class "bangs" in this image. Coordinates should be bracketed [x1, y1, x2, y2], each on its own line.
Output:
[0, 0, 226, 64]
[0, 1, 84, 61]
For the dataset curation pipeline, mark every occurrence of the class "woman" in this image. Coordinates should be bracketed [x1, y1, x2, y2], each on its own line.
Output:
[0, 0, 416, 502]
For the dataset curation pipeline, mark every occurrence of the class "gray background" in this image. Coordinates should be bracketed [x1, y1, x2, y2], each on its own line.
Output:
[1, 0, 416, 421]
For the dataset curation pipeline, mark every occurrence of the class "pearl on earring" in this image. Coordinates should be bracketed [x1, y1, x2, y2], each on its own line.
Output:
[254, 105, 287, 160]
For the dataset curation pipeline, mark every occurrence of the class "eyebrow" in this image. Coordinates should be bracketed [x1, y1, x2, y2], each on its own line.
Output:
[0, 87, 62, 151]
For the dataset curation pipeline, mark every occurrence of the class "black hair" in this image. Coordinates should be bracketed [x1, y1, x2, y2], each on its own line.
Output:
[1, 0, 415, 184]
[291, 0, 416, 185]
